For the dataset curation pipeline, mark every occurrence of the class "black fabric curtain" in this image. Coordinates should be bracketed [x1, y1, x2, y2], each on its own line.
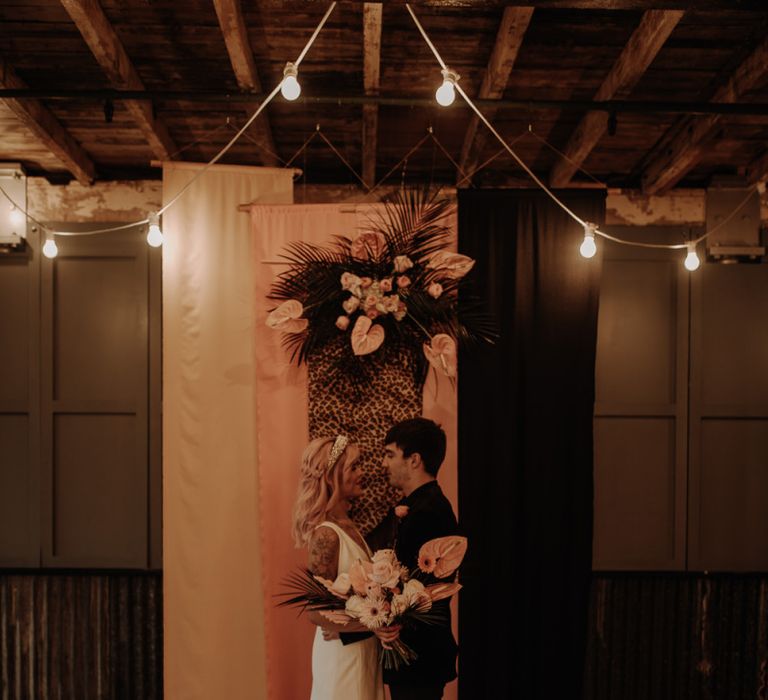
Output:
[457, 190, 604, 699]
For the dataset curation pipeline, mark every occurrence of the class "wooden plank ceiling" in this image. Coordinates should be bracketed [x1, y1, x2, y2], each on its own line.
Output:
[0, 0, 767, 190]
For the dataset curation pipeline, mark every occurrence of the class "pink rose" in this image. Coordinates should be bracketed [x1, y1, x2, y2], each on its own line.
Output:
[340, 272, 362, 291]
[396, 275, 411, 289]
[393, 255, 414, 273]
[394, 505, 409, 518]
[371, 550, 401, 589]
[379, 278, 393, 293]
[427, 282, 443, 299]
[342, 296, 360, 314]
[336, 315, 350, 331]
[366, 308, 380, 320]
[350, 231, 387, 260]
[364, 294, 378, 308]
[360, 277, 373, 288]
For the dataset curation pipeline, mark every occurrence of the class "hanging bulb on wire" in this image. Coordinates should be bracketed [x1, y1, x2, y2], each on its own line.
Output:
[9, 204, 24, 227]
[146, 212, 163, 248]
[281, 62, 301, 101]
[684, 242, 700, 271]
[579, 222, 597, 258]
[435, 69, 459, 107]
[42, 234, 58, 259]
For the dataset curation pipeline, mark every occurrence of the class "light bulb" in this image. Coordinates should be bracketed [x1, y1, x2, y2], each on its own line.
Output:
[579, 223, 597, 258]
[435, 69, 459, 107]
[281, 62, 301, 101]
[146, 213, 163, 247]
[42, 237, 58, 259]
[9, 205, 24, 226]
[684, 243, 700, 271]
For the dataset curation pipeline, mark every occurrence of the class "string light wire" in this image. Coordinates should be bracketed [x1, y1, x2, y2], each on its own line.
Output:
[404, 2, 762, 254]
[0, 0, 761, 256]
[0, 2, 338, 240]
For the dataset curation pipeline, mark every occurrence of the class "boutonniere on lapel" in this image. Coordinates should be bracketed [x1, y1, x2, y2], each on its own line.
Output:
[394, 505, 409, 519]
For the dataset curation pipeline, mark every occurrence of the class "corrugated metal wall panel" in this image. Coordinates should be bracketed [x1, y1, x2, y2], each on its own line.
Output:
[585, 575, 768, 700]
[3, 572, 766, 699]
[0, 573, 162, 700]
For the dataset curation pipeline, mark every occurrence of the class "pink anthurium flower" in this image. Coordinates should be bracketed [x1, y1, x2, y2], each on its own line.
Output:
[351, 316, 385, 356]
[417, 536, 468, 578]
[350, 231, 387, 260]
[423, 334, 457, 378]
[427, 251, 476, 279]
[266, 299, 308, 333]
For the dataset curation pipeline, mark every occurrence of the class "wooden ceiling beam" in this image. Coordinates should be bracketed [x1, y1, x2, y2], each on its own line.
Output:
[60, 0, 177, 162]
[745, 148, 768, 186]
[212, 0, 280, 167]
[362, 3, 383, 189]
[641, 34, 768, 194]
[0, 59, 95, 184]
[259, 0, 765, 10]
[549, 9, 682, 188]
[457, 6, 533, 187]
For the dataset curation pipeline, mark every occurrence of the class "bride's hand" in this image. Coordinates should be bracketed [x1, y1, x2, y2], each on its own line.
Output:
[373, 624, 402, 649]
[321, 629, 340, 641]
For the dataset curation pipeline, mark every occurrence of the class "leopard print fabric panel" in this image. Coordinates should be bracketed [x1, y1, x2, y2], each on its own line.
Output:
[308, 336, 425, 534]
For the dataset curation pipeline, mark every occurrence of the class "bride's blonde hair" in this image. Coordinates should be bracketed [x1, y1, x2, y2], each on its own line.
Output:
[291, 436, 352, 547]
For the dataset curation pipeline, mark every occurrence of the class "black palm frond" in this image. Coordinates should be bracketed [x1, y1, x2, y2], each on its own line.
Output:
[266, 187, 496, 370]
[276, 568, 346, 612]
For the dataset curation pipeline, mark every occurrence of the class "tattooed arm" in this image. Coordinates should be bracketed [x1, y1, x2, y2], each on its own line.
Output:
[308, 526, 340, 580]
[306, 526, 366, 633]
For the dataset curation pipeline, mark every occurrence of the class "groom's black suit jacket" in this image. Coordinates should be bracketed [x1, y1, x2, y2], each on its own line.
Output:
[372, 480, 459, 688]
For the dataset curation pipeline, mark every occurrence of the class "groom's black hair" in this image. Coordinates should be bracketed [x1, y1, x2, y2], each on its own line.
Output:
[385, 417, 446, 477]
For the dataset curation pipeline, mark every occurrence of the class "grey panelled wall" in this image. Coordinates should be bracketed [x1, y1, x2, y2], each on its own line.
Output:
[0, 224, 161, 569]
[583, 574, 768, 700]
[594, 230, 689, 570]
[593, 227, 768, 572]
[0, 573, 162, 699]
[0, 244, 40, 567]
[689, 264, 768, 571]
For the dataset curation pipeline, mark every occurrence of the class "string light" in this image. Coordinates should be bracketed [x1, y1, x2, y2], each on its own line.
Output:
[42, 234, 58, 259]
[281, 62, 301, 101]
[435, 69, 459, 107]
[580, 222, 597, 258]
[9, 204, 24, 227]
[146, 212, 163, 247]
[0, 3, 756, 264]
[684, 242, 701, 271]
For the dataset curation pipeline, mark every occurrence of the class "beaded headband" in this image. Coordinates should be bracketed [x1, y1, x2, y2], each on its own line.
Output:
[326, 435, 349, 472]
[302, 435, 349, 479]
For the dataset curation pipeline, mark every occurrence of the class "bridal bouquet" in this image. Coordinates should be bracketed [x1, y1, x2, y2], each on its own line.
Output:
[279, 535, 467, 670]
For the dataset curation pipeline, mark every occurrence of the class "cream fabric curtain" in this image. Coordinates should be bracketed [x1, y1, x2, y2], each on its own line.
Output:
[162, 163, 293, 700]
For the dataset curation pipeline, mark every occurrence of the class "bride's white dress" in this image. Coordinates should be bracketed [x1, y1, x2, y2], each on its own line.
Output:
[310, 521, 384, 700]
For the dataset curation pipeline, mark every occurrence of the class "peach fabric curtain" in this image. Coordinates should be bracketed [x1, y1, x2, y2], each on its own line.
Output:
[162, 163, 293, 700]
[251, 204, 458, 700]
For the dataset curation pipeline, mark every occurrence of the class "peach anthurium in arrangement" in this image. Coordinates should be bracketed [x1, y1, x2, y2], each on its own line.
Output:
[266, 189, 496, 382]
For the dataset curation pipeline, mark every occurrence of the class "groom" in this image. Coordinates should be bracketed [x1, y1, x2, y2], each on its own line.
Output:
[373, 417, 459, 700]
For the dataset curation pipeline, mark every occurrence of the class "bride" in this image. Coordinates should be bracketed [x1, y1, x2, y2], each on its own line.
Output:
[292, 435, 385, 700]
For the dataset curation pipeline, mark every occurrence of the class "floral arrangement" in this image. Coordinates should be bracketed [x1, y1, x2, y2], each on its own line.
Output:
[266, 189, 495, 381]
[279, 535, 467, 669]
